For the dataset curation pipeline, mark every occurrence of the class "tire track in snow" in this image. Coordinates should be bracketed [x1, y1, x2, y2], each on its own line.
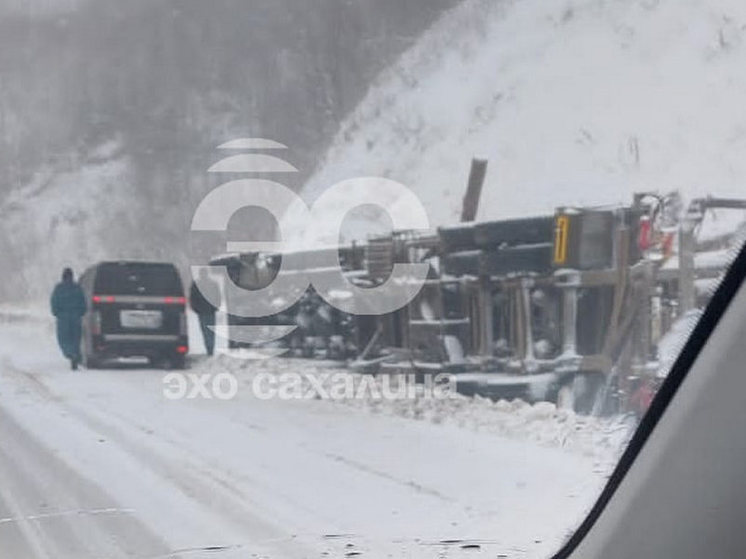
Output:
[1, 363, 321, 558]
[323, 452, 454, 503]
[0, 404, 170, 559]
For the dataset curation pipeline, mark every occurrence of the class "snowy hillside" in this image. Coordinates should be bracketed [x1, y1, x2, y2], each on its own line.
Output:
[0, 0, 458, 302]
[299, 0, 746, 236]
[0, 140, 192, 300]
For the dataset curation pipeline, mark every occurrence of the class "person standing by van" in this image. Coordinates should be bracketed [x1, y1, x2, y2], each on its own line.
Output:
[189, 269, 221, 356]
[50, 268, 87, 370]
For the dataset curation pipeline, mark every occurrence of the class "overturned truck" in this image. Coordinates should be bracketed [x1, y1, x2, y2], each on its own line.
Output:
[212, 193, 745, 414]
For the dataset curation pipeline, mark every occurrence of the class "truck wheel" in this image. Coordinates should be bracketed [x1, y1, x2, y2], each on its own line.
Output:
[556, 383, 575, 411]
[572, 373, 606, 415]
[555, 374, 605, 415]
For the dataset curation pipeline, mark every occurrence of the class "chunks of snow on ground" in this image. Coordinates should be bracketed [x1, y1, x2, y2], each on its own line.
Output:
[200, 354, 634, 467]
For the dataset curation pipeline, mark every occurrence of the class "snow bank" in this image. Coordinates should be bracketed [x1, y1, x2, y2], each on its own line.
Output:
[296, 0, 746, 240]
[342, 392, 633, 464]
[201, 354, 634, 466]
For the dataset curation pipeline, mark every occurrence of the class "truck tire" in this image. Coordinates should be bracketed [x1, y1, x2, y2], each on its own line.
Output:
[556, 373, 605, 415]
[556, 383, 575, 411]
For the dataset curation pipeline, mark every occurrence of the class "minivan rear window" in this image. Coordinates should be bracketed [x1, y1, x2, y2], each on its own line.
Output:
[94, 263, 183, 296]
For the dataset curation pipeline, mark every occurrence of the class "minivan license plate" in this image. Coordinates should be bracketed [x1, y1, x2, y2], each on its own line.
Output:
[120, 310, 163, 329]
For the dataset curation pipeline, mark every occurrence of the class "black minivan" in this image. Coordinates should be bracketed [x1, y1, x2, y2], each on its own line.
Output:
[79, 261, 189, 368]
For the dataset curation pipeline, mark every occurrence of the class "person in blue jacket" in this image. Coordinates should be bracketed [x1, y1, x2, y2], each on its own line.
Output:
[50, 268, 87, 370]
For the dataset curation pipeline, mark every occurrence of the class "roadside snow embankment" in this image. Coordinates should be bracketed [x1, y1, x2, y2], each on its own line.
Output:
[201, 354, 634, 467]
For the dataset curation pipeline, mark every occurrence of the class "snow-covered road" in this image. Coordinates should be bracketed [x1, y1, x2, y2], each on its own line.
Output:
[0, 316, 616, 559]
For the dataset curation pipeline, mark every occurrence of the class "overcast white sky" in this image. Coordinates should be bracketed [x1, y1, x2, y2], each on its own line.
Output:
[0, 0, 85, 17]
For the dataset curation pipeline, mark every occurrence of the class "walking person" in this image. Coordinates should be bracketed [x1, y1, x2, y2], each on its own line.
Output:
[190, 269, 221, 356]
[50, 268, 87, 370]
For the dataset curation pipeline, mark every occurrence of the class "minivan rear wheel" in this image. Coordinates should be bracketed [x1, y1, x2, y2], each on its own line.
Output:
[83, 352, 100, 370]
[170, 355, 186, 370]
[156, 354, 186, 370]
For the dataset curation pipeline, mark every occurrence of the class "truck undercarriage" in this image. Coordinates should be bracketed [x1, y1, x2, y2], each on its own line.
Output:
[212, 192, 746, 414]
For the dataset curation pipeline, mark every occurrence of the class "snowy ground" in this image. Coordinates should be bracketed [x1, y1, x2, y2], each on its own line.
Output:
[0, 312, 629, 559]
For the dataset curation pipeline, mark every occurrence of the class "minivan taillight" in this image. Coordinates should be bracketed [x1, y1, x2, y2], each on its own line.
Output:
[164, 296, 186, 305]
[92, 295, 115, 303]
